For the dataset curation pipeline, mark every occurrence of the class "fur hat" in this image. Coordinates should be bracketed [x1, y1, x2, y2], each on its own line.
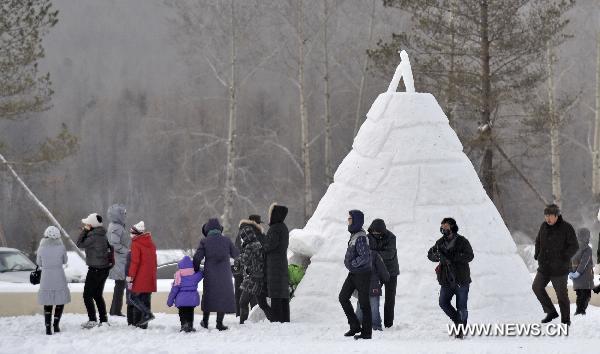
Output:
[81, 213, 103, 228]
[130, 221, 145, 235]
[44, 226, 61, 239]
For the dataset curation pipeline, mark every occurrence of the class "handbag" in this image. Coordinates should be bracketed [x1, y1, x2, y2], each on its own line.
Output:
[30, 266, 41, 285]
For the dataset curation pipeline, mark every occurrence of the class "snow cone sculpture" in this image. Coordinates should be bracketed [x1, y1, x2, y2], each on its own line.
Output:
[286, 51, 538, 336]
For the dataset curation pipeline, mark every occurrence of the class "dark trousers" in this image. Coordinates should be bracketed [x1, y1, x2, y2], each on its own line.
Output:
[532, 272, 570, 322]
[270, 298, 290, 323]
[83, 267, 109, 322]
[239, 291, 256, 323]
[203, 311, 225, 325]
[110, 279, 126, 315]
[256, 293, 273, 321]
[234, 274, 242, 317]
[383, 275, 397, 328]
[575, 289, 592, 313]
[439, 284, 469, 324]
[128, 292, 152, 328]
[178, 306, 195, 326]
[338, 272, 372, 337]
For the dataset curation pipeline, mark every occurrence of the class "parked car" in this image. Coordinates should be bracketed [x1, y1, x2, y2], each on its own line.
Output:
[0, 247, 37, 283]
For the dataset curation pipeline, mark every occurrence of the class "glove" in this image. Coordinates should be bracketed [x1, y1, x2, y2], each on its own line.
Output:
[568, 272, 580, 279]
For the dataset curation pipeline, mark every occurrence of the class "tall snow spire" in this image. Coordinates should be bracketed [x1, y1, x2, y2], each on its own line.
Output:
[387, 49, 415, 93]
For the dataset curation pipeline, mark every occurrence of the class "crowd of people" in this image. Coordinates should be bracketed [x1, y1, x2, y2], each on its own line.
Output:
[33, 201, 600, 339]
[35, 202, 291, 335]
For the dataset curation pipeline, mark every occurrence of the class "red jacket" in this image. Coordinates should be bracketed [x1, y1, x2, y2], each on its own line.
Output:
[128, 233, 157, 293]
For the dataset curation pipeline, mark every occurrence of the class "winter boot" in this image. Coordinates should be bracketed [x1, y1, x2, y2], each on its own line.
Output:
[81, 320, 98, 329]
[541, 312, 559, 323]
[594, 284, 600, 294]
[353, 333, 372, 340]
[53, 305, 64, 333]
[216, 321, 229, 331]
[344, 327, 361, 337]
[44, 308, 53, 335]
[201, 313, 209, 329]
[137, 312, 155, 327]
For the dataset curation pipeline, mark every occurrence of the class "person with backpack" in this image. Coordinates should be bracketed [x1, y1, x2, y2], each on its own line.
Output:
[569, 228, 594, 315]
[427, 217, 474, 339]
[355, 250, 390, 331]
[339, 210, 372, 340]
[36, 226, 71, 335]
[126, 221, 157, 327]
[77, 213, 111, 329]
[193, 218, 239, 330]
[167, 255, 203, 332]
[107, 204, 129, 317]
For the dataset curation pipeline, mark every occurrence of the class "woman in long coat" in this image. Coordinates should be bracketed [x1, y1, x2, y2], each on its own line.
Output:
[37, 226, 71, 335]
[193, 218, 239, 331]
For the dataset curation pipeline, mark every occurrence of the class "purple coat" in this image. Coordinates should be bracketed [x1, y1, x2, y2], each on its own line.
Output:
[167, 256, 203, 308]
[193, 230, 239, 313]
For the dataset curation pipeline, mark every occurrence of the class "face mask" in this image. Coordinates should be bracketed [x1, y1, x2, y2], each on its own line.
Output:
[440, 227, 451, 237]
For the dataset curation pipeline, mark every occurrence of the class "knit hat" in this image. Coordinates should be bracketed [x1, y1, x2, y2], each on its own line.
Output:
[130, 221, 145, 235]
[81, 213, 103, 228]
[44, 226, 61, 239]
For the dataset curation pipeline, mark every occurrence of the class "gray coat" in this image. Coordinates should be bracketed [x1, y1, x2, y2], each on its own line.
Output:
[36, 238, 71, 305]
[76, 226, 110, 269]
[107, 204, 129, 280]
[193, 229, 239, 313]
[571, 229, 594, 290]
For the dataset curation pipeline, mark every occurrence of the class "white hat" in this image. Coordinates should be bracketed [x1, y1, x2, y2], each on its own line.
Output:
[44, 226, 61, 239]
[130, 221, 145, 235]
[81, 213, 103, 228]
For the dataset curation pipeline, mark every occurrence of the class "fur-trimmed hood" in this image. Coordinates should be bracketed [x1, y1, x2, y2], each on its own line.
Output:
[239, 219, 264, 233]
[268, 203, 288, 225]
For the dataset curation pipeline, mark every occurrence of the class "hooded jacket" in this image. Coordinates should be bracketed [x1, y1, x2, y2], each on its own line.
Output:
[167, 256, 203, 307]
[107, 204, 129, 280]
[261, 204, 290, 299]
[344, 210, 371, 274]
[571, 228, 594, 290]
[367, 219, 400, 276]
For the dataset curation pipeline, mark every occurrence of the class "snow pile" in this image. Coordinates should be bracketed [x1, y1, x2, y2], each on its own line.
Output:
[63, 252, 88, 282]
[288, 77, 539, 330]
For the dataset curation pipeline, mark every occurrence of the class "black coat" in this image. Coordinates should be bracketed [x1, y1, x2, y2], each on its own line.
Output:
[261, 205, 290, 299]
[428, 234, 474, 287]
[368, 231, 399, 276]
[534, 215, 578, 276]
[370, 251, 390, 296]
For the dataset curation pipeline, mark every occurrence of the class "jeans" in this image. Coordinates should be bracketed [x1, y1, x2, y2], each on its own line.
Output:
[439, 284, 469, 324]
[355, 296, 382, 330]
[532, 272, 570, 322]
[83, 267, 109, 322]
[338, 272, 372, 337]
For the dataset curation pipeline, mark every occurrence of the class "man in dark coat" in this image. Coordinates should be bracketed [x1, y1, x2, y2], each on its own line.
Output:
[427, 217, 473, 339]
[193, 218, 239, 330]
[338, 209, 372, 340]
[261, 203, 290, 323]
[233, 215, 263, 317]
[367, 219, 399, 328]
[532, 204, 578, 325]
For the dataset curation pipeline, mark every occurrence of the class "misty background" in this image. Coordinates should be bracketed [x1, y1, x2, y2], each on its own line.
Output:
[1, 0, 599, 260]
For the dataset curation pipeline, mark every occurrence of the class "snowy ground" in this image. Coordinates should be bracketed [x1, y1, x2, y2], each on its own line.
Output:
[0, 304, 598, 354]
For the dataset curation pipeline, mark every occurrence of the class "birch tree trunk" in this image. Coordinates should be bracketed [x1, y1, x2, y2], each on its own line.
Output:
[323, 0, 333, 186]
[353, 0, 376, 137]
[479, 0, 495, 201]
[297, 0, 313, 221]
[593, 32, 600, 199]
[547, 44, 561, 206]
[0, 152, 85, 260]
[222, 0, 238, 233]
